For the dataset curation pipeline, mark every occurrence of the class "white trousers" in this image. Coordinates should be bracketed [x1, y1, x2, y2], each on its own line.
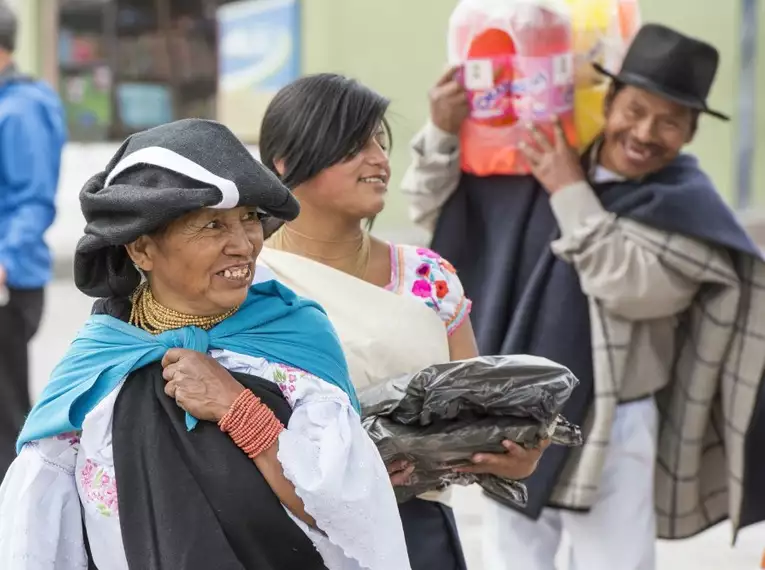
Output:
[483, 398, 659, 570]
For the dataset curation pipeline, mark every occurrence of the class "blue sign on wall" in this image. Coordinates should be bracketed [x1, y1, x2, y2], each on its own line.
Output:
[217, 0, 301, 94]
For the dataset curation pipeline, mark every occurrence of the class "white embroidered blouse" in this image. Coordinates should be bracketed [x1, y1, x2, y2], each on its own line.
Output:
[384, 243, 471, 337]
[0, 269, 411, 570]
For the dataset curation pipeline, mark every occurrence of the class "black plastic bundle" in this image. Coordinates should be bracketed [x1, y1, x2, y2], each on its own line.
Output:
[360, 355, 583, 505]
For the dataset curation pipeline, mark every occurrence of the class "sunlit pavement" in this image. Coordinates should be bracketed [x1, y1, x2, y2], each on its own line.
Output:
[32, 280, 764, 569]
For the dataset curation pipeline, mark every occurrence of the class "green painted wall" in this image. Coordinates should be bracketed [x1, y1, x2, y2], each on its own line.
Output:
[755, 0, 765, 207]
[302, 0, 762, 231]
[639, 1, 739, 203]
[11, 0, 41, 74]
[301, 0, 459, 230]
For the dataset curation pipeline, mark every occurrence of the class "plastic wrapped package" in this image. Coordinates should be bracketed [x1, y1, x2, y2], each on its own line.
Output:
[359, 355, 583, 505]
[564, 0, 642, 147]
[448, 0, 577, 176]
[447, 0, 642, 167]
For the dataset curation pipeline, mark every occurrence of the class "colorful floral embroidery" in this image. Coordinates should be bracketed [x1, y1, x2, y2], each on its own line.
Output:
[439, 258, 457, 274]
[388, 244, 471, 334]
[411, 279, 432, 298]
[272, 363, 300, 405]
[435, 280, 449, 299]
[415, 263, 431, 277]
[55, 431, 81, 448]
[416, 247, 440, 260]
[80, 459, 119, 517]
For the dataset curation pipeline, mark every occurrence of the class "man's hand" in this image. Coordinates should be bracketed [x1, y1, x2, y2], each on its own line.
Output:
[0, 265, 6, 287]
[519, 118, 586, 194]
[429, 66, 470, 135]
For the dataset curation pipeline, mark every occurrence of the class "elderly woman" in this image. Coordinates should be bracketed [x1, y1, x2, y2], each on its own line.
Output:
[0, 119, 411, 570]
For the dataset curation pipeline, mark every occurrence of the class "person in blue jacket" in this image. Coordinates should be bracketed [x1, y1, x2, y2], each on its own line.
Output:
[0, 2, 67, 477]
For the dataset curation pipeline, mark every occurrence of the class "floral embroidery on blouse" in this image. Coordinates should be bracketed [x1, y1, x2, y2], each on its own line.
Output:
[55, 431, 81, 449]
[271, 363, 303, 406]
[388, 244, 471, 336]
[80, 459, 119, 517]
[439, 257, 457, 275]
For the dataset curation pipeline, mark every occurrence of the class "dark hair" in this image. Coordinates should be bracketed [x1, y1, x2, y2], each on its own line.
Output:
[260, 73, 391, 189]
[605, 81, 699, 135]
[0, 2, 16, 53]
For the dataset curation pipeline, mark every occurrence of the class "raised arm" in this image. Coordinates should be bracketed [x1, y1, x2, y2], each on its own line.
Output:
[401, 67, 468, 233]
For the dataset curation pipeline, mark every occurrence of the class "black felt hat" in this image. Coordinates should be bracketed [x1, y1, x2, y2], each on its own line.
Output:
[594, 23, 729, 121]
[74, 118, 299, 298]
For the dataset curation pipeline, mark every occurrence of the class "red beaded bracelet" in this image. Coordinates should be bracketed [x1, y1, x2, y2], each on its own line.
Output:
[219, 389, 285, 460]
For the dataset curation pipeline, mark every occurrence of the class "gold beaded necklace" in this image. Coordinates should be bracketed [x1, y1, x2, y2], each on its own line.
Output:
[129, 282, 238, 334]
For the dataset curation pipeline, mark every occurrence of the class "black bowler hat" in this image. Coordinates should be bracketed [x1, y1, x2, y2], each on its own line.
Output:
[74, 118, 300, 298]
[594, 23, 729, 121]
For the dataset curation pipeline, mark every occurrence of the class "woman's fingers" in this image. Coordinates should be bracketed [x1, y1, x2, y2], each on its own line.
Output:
[161, 347, 187, 368]
[164, 379, 179, 399]
[161, 362, 180, 382]
[387, 459, 410, 474]
[453, 440, 547, 478]
[389, 464, 415, 487]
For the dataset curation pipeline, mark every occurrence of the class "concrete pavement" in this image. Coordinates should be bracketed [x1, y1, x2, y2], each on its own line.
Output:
[29, 280, 764, 569]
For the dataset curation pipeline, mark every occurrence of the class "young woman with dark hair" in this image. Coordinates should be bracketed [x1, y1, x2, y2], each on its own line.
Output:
[258, 73, 547, 570]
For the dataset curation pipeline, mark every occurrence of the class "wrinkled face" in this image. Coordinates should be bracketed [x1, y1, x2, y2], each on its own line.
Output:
[600, 85, 696, 179]
[295, 126, 391, 219]
[126, 206, 265, 316]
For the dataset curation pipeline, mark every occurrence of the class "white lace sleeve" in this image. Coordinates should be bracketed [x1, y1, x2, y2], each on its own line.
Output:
[209, 351, 412, 570]
[0, 439, 88, 569]
[276, 374, 411, 570]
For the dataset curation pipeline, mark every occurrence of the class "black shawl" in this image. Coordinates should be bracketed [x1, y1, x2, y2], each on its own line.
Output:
[430, 154, 762, 519]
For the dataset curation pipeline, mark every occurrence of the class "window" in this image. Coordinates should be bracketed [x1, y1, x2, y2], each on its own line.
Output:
[57, 0, 224, 142]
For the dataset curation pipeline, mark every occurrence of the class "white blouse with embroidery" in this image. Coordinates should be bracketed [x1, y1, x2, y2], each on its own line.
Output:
[384, 243, 471, 336]
[0, 275, 411, 570]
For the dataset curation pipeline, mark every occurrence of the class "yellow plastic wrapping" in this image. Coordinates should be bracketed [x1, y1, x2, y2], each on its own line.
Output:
[564, 0, 641, 148]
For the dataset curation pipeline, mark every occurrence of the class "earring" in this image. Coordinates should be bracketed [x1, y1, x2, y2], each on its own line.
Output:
[133, 263, 148, 282]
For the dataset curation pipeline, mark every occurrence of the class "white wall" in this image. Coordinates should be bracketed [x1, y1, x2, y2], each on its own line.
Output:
[51, 144, 120, 266]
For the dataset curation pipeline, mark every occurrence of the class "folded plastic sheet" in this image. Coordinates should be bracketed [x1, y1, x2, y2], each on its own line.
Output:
[359, 355, 583, 504]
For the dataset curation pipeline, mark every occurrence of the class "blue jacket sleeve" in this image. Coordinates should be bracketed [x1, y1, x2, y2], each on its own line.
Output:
[0, 105, 59, 282]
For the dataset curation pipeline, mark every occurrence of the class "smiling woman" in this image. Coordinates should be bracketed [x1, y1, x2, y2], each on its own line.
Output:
[126, 206, 266, 318]
[259, 74, 547, 570]
[0, 118, 412, 570]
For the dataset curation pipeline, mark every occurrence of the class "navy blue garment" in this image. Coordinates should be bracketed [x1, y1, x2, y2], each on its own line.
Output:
[0, 65, 66, 289]
[399, 499, 468, 570]
[430, 153, 762, 520]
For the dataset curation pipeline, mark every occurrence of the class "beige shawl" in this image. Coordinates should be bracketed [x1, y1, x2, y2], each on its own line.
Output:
[550, 220, 765, 539]
[258, 247, 453, 503]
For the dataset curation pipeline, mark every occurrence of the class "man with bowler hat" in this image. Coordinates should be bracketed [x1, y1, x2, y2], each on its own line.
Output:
[402, 23, 765, 570]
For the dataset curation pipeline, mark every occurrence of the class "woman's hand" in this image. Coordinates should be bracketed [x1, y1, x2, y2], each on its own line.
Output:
[453, 439, 551, 480]
[161, 348, 245, 422]
[387, 459, 416, 487]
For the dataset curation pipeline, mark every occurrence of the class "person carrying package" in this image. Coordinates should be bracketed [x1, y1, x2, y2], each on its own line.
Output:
[401, 22, 765, 570]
